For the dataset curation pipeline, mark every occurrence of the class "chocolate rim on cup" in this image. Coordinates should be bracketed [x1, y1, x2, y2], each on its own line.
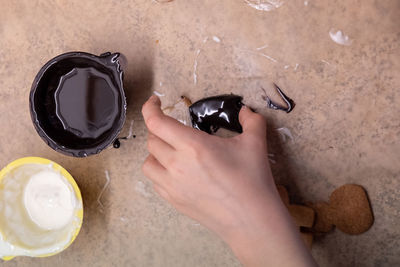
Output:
[30, 52, 127, 157]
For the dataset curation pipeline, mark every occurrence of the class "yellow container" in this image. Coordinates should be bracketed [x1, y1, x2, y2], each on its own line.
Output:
[0, 157, 83, 261]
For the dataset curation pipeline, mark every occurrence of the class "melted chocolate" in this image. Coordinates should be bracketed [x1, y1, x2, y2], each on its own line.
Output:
[189, 94, 243, 134]
[113, 139, 121, 148]
[112, 135, 136, 149]
[262, 84, 295, 113]
[113, 137, 126, 149]
[30, 52, 126, 157]
[55, 67, 119, 139]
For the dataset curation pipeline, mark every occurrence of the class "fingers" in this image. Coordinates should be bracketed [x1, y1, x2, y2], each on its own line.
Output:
[147, 133, 175, 168]
[238, 106, 267, 138]
[142, 154, 169, 187]
[142, 95, 199, 148]
[153, 184, 171, 201]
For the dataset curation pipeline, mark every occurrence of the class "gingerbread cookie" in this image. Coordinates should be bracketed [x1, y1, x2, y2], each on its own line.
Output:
[308, 184, 374, 235]
[330, 184, 374, 234]
[276, 185, 315, 248]
[287, 205, 315, 229]
[306, 202, 333, 233]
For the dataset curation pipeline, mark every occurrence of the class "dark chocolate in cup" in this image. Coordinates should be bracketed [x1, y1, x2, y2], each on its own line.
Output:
[30, 52, 127, 157]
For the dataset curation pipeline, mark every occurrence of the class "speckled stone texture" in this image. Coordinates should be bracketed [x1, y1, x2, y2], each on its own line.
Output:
[0, 0, 399, 266]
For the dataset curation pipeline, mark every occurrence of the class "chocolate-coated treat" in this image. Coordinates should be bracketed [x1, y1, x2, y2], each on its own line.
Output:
[30, 52, 126, 157]
[189, 94, 243, 134]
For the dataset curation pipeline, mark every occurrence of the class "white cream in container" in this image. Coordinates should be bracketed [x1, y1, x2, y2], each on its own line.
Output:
[0, 157, 83, 260]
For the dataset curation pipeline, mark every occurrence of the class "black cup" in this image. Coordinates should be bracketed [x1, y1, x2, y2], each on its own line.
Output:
[30, 52, 127, 157]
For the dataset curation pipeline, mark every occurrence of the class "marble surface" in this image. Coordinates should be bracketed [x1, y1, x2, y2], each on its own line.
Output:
[0, 0, 399, 266]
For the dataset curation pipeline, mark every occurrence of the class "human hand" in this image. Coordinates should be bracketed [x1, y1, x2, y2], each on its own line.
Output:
[142, 95, 316, 267]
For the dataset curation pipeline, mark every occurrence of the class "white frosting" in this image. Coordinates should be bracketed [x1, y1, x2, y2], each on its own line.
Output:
[212, 36, 221, 43]
[0, 230, 73, 258]
[276, 127, 294, 143]
[153, 90, 165, 97]
[0, 163, 82, 259]
[244, 0, 283, 11]
[24, 171, 75, 230]
[329, 29, 352, 46]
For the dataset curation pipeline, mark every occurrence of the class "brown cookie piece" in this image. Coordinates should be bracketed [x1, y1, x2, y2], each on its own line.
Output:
[300, 232, 313, 249]
[306, 202, 334, 233]
[288, 205, 315, 228]
[329, 184, 374, 235]
[276, 185, 315, 248]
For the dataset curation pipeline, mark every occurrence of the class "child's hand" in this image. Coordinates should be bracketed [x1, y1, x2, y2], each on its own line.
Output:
[142, 95, 317, 267]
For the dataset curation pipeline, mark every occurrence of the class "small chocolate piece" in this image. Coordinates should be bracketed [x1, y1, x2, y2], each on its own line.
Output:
[189, 94, 243, 134]
[262, 84, 295, 113]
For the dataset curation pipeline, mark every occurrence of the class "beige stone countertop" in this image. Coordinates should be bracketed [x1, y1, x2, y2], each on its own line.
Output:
[0, 0, 399, 266]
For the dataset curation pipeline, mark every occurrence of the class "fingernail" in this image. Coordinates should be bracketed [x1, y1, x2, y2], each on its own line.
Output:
[241, 105, 252, 112]
[242, 105, 257, 113]
[149, 95, 161, 105]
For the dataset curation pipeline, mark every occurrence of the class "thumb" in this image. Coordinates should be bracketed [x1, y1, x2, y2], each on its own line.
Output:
[238, 106, 267, 138]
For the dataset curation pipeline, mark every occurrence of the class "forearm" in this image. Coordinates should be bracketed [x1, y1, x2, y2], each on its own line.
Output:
[221, 192, 317, 267]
